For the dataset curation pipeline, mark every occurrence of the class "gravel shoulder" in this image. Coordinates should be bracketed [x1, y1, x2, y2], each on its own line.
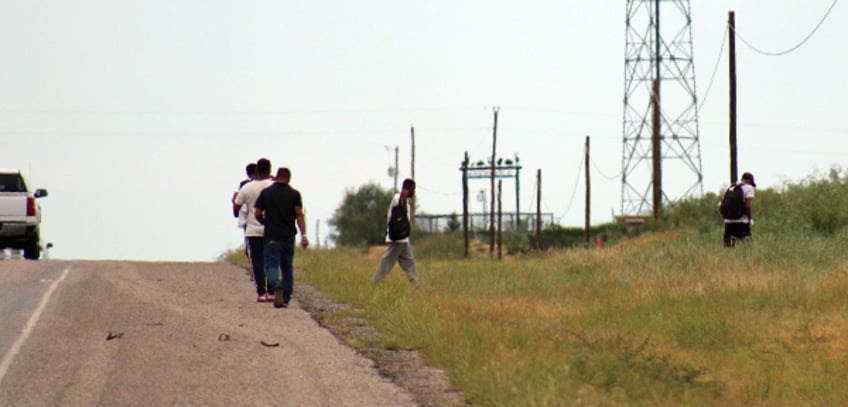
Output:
[293, 282, 464, 407]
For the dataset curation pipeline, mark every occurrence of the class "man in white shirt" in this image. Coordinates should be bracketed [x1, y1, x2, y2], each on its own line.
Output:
[724, 172, 756, 247]
[371, 178, 419, 285]
[232, 162, 256, 275]
[233, 158, 275, 302]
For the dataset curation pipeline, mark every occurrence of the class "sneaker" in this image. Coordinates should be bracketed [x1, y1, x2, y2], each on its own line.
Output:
[267, 292, 275, 302]
[256, 294, 267, 303]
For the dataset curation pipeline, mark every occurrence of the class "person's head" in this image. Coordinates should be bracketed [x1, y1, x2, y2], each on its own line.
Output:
[256, 158, 272, 176]
[275, 167, 291, 183]
[245, 163, 257, 179]
[401, 178, 416, 197]
[741, 172, 757, 187]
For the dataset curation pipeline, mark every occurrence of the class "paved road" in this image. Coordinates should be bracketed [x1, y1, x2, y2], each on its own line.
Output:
[0, 260, 415, 407]
[0, 260, 69, 361]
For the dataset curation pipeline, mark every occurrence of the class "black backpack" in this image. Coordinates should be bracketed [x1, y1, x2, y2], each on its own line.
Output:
[387, 200, 410, 241]
[719, 184, 746, 219]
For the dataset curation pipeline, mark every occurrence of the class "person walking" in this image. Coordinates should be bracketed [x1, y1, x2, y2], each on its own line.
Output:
[233, 162, 257, 277]
[233, 162, 257, 221]
[254, 167, 308, 308]
[233, 158, 275, 302]
[372, 178, 419, 285]
[723, 172, 757, 247]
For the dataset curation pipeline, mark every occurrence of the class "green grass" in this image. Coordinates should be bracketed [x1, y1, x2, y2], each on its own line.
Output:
[223, 169, 848, 405]
[281, 230, 848, 406]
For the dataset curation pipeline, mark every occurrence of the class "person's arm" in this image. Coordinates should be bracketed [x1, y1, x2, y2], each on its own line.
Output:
[295, 206, 308, 249]
[255, 207, 265, 225]
[233, 193, 244, 219]
[745, 197, 753, 220]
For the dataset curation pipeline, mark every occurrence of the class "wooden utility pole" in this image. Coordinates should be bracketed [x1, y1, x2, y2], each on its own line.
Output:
[585, 136, 591, 246]
[729, 11, 739, 184]
[535, 169, 542, 250]
[514, 168, 521, 229]
[497, 180, 503, 260]
[652, 0, 662, 221]
[462, 152, 470, 258]
[410, 126, 416, 220]
[394, 146, 399, 193]
[410, 126, 416, 181]
[490, 107, 499, 256]
[651, 79, 662, 221]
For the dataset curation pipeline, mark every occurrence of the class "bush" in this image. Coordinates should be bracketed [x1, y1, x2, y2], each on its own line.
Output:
[662, 166, 848, 239]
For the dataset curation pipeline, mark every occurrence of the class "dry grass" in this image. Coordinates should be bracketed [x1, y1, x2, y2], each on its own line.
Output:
[288, 231, 848, 406]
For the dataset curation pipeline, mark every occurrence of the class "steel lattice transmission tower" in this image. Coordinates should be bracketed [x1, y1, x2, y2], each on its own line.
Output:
[621, 0, 703, 216]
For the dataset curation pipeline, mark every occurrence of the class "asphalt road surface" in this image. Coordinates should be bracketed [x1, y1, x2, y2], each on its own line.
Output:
[0, 260, 416, 406]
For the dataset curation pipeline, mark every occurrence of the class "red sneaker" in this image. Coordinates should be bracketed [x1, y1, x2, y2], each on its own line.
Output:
[256, 294, 267, 303]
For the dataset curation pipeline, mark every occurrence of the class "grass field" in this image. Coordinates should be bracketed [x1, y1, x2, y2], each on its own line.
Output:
[284, 231, 847, 406]
[225, 169, 848, 405]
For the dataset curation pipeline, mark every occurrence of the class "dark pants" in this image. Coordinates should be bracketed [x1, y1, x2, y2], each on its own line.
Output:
[247, 236, 269, 294]
[265, 236, 295, 304]
[724, 222, 751, 247]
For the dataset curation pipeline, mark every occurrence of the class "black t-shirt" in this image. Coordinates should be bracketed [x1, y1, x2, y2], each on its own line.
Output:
[255, 182, 303, 241]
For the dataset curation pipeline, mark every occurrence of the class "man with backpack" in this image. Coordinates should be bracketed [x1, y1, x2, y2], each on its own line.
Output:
[372, 178, 419, 285]
[720, 172, 757, 247]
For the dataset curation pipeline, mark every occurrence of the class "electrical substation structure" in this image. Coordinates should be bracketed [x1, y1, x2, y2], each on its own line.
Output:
[462, 157, 521, 227]
[622, 0, 704, 218]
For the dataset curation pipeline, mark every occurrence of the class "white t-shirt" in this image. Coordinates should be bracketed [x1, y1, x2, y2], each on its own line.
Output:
[724, 183, 755, 224]
[384, 193, 412, 243]
[234, 178, 274, 237]
[237, 203, 249, 229]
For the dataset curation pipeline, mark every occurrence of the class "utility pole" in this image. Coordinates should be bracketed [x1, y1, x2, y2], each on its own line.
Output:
[729, 11, 739, 184]
[410, 125, 416, 181]
[515, 167, 521, 230]
[497, 180, 503, 260]
[652, 79, 662, 221]
[585, 136, 591, 246]
[410, 125, 416, 220]
[652, 0, 663, 222]
[462, 152, 470, 258]
[490, 107, 499, 256]
[535, 169, 542, 250]
[394, 145, 399, 192]
[315, 219, 320, 249]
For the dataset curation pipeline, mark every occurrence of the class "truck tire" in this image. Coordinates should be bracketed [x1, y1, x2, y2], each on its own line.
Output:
[24, 241, 41, 260]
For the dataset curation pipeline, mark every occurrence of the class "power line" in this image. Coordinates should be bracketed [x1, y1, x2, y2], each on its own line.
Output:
[590, 157, 621, 180]
[417, 185, 461, 196]
[733, 0, 838, 56]
[698, 26, 728, 113]
[555, 152, 585, 222]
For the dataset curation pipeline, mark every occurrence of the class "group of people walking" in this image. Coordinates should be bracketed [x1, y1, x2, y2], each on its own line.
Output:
[231, 161, 419, 306]
[231, 159, 753, 307]
[232, 158, 308, 308]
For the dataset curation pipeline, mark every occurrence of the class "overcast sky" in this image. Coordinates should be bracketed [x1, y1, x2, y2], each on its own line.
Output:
[1, 0, 845, 261]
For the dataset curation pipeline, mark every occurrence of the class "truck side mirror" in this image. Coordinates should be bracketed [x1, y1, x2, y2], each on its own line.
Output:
[34, 189, 48, 198]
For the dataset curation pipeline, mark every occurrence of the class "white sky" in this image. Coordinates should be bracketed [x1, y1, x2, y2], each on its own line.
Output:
[1, 1, 845, 261]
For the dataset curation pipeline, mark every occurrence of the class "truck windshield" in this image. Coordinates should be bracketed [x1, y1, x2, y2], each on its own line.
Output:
[0, 174, 26, 192]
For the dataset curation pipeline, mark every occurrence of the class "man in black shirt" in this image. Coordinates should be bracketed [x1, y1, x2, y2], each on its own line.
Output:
[255, 167, 308, 308]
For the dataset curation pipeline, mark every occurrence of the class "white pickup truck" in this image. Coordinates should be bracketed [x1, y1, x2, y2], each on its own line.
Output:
[0, 169, 48, 260]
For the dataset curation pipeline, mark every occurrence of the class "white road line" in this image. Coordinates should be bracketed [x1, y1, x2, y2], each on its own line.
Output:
[0, 265, 72, 386]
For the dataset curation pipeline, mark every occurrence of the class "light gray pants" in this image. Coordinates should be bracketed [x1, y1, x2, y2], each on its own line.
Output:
[372, 242, 419, 285]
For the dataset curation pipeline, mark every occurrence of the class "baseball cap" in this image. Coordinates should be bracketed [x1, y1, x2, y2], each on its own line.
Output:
[741, 172, 756, 187]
